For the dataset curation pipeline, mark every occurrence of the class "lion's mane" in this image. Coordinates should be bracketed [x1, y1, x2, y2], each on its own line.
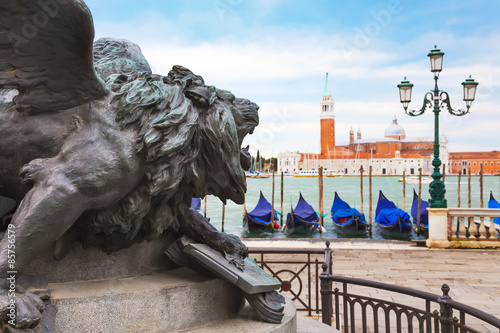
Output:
[79, 40, 258, 249]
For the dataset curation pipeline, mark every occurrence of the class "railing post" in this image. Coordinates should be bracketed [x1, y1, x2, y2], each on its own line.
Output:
[320, 263, 332, 326]
[426, 208, 451, 248]
[438, 284, 453, 333]
[321, 242, 333, 325]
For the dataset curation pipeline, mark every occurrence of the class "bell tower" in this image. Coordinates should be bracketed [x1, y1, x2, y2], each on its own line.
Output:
[320, 73, 335, 156]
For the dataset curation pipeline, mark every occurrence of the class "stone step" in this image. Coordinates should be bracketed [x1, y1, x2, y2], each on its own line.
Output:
[297, 316, 341, 333]
[48, 268, 246, 333]
[182, 298, 296, 333]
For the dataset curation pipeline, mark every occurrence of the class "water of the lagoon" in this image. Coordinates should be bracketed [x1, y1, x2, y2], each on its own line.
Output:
[203, 175, 500, 240]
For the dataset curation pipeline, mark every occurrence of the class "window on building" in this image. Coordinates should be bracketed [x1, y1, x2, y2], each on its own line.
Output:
[491, 162, 494, 166]
[474, 162, 476, 166]
[425, 146, 428, 149]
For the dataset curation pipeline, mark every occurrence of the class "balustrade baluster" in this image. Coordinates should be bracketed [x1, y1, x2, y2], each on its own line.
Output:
[451, 215, 457, 239]
[478, 217, 487, 239]
[458, 217, 467, 240]
[468, 216, 477, 239]
[488, 216, 497, 240]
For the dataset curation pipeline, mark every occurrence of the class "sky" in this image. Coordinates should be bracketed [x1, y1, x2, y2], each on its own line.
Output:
[84, 0, 500, 157]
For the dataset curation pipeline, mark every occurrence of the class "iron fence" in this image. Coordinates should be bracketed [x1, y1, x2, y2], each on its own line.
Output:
[248, 244, 331, 316]
[249, 242, 500, 331]
[319, 251, 500, 332]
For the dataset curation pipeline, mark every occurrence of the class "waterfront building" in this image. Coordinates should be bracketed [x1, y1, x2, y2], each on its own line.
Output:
[277, 74, 447, 175]
[278, 151, 301, 173]
[449, 151, 500, 175]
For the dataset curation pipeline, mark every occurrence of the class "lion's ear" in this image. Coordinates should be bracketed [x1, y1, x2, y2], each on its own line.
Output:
[185, 86, 217, 107]
[216, 89, 236, 103]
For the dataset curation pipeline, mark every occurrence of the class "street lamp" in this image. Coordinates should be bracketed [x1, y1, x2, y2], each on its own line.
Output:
[397, 46, 478, 208]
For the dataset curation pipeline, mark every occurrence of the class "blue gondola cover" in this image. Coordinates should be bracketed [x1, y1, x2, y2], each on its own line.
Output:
[331, 193, 366, 226]
[375, 191, 411, 229]
[247, 192, 279, 224]
[411, 190, 429, 228]
[294, 193, 319, 223]
[488, 192, 500, 225]
[191, 198, 202, 210]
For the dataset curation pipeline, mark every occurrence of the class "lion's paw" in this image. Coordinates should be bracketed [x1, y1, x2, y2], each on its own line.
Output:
[0, 290, 44, 330]
[19, 160, 46, 186]
[219, 233, 248, 259]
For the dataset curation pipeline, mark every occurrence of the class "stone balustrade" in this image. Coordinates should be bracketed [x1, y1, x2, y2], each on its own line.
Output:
[427, 208, 500, 248]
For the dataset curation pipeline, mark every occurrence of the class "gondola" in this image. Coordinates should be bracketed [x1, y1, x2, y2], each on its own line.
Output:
[411, 190, 429, 235]
[374, 190, 412, 236]
[285, 193, 320, 234]
[243, 191, 279, 232]
[190, 198, 208, 220]
[488, 191, 500, 227]
[331, 192, 367, 234]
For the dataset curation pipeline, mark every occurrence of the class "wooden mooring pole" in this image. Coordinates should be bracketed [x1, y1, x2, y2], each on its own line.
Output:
[360, 166, 364, 214]
[442, 164, 446, 199]
[480, 164, 484, 208]
[417, 168, 422, 234]
[402, 170, 406, 211]
[468, 167, 472, 230]
[221, 202, 225, 232]
[204, 196, 207, 219]
[457, 171, 461, 208]
[271, 171, 275, 232]
[280, 172, 284, 227]
[319, 167, 324, 234]
[369, 166, 373, 236]
[468, 167, 472, 208]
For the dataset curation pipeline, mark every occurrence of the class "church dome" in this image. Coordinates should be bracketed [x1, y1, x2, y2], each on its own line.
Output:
[385, 117, 405, 139]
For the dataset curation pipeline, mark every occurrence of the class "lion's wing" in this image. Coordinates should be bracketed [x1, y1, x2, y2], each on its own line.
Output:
[0, 0, 107, 113]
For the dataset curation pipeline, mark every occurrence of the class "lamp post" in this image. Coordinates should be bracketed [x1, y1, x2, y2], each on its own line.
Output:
[398, 46, 478, 208]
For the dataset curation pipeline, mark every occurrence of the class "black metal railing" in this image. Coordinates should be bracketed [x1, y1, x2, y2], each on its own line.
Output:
[319, 249, 500, 332]
[248, 242, 500, 331]
[248, 244, 332, 316]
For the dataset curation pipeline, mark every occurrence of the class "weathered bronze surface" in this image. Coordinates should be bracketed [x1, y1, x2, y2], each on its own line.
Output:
[0, 0, 283, 330]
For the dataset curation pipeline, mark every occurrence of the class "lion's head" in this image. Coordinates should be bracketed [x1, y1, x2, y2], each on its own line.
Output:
[82, 39, 258, 248]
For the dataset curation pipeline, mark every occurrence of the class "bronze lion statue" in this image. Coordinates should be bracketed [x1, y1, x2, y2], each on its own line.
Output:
[0, 0, 283, 330]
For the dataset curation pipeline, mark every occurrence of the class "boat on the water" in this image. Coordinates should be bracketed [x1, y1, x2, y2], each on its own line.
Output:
[294, 170, 319, 177]
[243, 191, 279, 232]
[286, 193, 321, 234]
[293, 170, 341, 177]
[411, 190, 429, 235]
[488, 191, 500, 226]
[398, 176, 431, 184]
[246, 171, 270, 179]
[331, 192, 367, 234]
[191, 198, 208, 218]
[375, 190, 412, 236]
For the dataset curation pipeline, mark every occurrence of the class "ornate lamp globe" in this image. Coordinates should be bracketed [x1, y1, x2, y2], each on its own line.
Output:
[428, 46, 444, 78]
[462, 75, 479, 108]
[397, 77, 413, 110]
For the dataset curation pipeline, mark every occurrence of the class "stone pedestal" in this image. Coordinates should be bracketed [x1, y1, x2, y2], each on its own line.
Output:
[22, 236, 296, 332]
[426, 208, 451, 248]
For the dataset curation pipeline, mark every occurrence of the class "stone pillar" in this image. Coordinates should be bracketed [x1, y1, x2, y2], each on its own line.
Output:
[426, 208, 451, 248]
